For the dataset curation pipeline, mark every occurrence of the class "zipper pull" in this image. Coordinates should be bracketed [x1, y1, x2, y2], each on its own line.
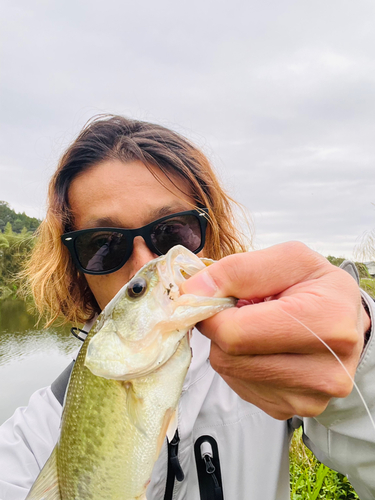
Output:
[203, 455, 216, 474]
[200, 441, 223, 500]
[169, 431, 184, 482]
[201, 442, 216, 474]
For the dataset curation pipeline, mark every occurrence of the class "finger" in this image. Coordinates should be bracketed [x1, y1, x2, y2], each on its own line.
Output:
[196, 296, 360, 358]
[219, 373, 332, 420]
[209, 346, 355, 398]
[181, 242, 330, 300]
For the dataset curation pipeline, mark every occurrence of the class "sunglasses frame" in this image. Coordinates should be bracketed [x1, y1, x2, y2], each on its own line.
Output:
[61, 208, 209, 275]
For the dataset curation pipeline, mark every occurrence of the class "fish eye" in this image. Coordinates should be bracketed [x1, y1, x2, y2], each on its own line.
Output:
[127, 277, 148, 299]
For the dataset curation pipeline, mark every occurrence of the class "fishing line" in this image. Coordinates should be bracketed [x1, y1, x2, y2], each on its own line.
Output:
[280, 309, 375, 435]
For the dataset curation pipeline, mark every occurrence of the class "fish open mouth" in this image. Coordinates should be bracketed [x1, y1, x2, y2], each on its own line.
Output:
[84, 246, 235, 381]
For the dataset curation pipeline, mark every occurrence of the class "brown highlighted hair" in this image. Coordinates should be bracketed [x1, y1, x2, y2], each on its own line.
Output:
[24, 115, 251, 326]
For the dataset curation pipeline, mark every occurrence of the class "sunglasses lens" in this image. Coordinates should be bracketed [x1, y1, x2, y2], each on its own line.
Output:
[75, 231, 128, 273]
[66, 211, 207, 275]
[150, 214, 202, 254]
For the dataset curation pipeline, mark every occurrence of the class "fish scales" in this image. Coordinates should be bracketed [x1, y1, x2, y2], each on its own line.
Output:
[26, 246, 235, 499]
[58, 329, 190, 499]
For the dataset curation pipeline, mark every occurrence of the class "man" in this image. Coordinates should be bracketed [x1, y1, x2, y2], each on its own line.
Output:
[0, 115, 373, 499]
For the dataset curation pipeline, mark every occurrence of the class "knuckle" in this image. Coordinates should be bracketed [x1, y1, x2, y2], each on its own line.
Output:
[292, 397, 330, 418]
[282, 241, 318, 263]
[283, 241, 309, 255]
[330, 376, 354, 398]
[280, 241, 329, 276]
[339, 327, 361, 352]
[334, 383, 353, 399]
[298, 403, 328, 418]
[328, 324, 362, 358]
[268, 409, 294, 421]
[336, 266, 360, 289]
[314, 371, 354, 399]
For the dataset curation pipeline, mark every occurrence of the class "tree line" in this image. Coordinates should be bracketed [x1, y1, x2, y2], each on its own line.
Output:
[0, 201, 374, 301]
[0, 225, 35, 300]
[0, 201, 40, 234]
[0, 202, 40, 300]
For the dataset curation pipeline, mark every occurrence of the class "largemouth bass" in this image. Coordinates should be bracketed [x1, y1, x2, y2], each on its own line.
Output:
[26, 245, 235, 500]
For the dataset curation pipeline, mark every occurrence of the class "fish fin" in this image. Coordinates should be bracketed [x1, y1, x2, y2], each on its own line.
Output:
[155, 407, 177, 462]
[166, 408, 178, 442]
[124, 381, 146, 434]
[135, 493, 148, 500]
[26, 447, 61, 499]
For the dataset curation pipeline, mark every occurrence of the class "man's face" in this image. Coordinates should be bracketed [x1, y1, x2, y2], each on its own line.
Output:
[68, 159, 197, 310]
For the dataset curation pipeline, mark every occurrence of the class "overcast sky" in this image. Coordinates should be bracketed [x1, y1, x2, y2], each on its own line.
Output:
[1, 0, 375, 259]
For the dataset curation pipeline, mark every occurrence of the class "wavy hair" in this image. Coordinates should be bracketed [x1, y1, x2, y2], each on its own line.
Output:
[24, 115, 251, 326]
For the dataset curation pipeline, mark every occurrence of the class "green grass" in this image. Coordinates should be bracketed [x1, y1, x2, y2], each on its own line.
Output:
[293, 259, 374, 498]
[360, 278, 375, 299]
[290, 428, 359, 499]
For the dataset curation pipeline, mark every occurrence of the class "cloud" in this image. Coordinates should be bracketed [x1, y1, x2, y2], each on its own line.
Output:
[1, 0, 375, 257]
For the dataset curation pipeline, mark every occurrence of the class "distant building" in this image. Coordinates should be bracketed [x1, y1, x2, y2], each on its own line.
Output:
[364, 262, 375, 277]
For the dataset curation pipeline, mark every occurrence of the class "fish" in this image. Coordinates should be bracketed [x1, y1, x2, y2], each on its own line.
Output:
[26, 245, 236, 500]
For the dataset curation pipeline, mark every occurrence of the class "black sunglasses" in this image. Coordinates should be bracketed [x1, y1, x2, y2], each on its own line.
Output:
[61, 208, 209, 275]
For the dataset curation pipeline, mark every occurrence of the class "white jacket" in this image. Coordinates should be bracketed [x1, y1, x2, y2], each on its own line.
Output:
[0, 289, 374, 499]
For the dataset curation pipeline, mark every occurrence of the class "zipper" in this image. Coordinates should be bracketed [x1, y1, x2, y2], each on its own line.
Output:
[163, 430, 184, 500]
[194, 435, 224, 500]
[201, 442, 222, 498]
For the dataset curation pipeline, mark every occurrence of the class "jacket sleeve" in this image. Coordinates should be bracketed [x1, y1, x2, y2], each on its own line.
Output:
[0, 386, 62, 500]
[302, 289, 375, 500]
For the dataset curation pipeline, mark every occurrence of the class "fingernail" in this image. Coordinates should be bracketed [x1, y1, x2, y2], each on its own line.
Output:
[180, 269, 218, 297]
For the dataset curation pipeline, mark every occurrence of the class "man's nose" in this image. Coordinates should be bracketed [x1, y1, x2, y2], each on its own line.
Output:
[127, 236, 158, 275]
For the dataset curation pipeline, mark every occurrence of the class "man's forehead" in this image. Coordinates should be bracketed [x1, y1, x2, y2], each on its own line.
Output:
[76, 202, 193, 230]
[67, 159, 194, 229]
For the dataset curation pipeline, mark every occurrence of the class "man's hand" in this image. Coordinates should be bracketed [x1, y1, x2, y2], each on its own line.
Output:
[181, 242, 369, 420]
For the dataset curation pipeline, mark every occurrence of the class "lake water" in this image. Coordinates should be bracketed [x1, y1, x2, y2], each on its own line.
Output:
[0, 299, 81, 424]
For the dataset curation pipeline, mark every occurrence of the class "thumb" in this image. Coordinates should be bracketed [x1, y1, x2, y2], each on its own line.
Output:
[180, 243, 328, 300]
[180, 265, 220, 297]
